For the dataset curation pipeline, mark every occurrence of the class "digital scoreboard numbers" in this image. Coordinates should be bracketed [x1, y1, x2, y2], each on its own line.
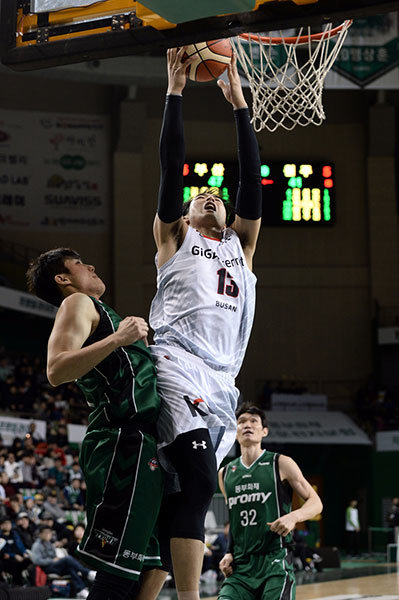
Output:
[183, 161, 335, 226]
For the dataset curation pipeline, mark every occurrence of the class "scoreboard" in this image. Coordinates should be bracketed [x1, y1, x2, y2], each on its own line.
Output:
[183, 160, 335, 226]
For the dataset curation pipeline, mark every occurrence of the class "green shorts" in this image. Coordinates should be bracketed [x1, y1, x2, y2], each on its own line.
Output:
[76, 426, 163, 581]
[218, 548, 296, 600]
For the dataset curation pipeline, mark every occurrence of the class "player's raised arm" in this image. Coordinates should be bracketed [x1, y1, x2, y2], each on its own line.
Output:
[47, 293, 148, 386]
[267, 455, 323, 537]
[218, 53, 262, 270]
[153, 48, 196, 264]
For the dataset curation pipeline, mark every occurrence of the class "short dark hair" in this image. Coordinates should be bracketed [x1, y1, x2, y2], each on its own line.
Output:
[236, 403, 268, 428]
[39, 525, 52, 533]
[26, 248, 81, 307]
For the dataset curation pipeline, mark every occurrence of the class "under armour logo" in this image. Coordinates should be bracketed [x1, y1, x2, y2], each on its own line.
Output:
[192, 440, 207, 450]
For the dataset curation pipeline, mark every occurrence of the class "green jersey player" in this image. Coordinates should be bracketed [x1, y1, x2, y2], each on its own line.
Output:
[26, 248, 166, 600]
[218, 405, 323, 600]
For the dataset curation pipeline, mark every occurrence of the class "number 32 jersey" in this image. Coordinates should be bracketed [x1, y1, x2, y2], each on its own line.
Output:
[149, 226, 256, 378]
[223, 451, 293, 559]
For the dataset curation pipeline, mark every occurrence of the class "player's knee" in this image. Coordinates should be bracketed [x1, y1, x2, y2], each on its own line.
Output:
[164, 429, 218, 540]
[167, 428, 217, 505]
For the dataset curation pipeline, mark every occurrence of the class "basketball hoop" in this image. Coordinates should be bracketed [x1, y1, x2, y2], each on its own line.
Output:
[232, 21, 352, 132]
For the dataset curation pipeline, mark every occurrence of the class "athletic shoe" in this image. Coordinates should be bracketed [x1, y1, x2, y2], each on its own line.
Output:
[88, 570, 97, 582]
[77, 588, 89, 598]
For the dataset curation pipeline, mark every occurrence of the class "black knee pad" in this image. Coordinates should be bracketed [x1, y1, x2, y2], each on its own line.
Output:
[163, 429, 217, 542]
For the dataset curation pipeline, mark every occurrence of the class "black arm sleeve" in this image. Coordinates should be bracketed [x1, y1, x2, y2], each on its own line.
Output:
[157, 94, 185, 223]
[227, 527, 234, 554]
[234, 108, 262, 220]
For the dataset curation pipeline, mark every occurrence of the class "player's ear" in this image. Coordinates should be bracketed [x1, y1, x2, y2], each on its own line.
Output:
[183, 214, 190, 225]
[262, 426, 269, 438]
[54, 273, 71, 287]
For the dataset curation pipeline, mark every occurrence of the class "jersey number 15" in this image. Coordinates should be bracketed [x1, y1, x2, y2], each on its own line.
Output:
[217, 268, 239, 298]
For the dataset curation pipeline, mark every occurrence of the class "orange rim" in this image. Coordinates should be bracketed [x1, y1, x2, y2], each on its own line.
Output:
[239, 20, 352, 46]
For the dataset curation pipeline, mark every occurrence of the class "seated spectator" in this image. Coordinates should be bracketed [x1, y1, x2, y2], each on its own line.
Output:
[18, 453, 40, 488]
[48, 458, 67, 487]
[68, 462, 83, 483]
[27, 423, 43, 444]
[7, 496, 22, 521]
[42, 448, 58, 471]
[42, 476, 66, 506]
[14, 512, 36, 550]
[31, 525, 95, 598]
[0, 516, 31, 584]
[40, 513, 68, 546]
[24, 496, 42, 525]
[4, 453, 22, 485]
[66, 524, 85, 557]
[10, 438, 24, 460]
[292, 528, 323, 572]
[42, 492, 66, 522]
[33, 493, 45, 515]
[0, 480, 5, 503]
[0, 472, 17, 500]
[23, 435, 36, 454]
[63, 479, 84, 511]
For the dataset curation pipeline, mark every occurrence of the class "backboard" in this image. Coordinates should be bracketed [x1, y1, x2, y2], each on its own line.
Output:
[1, 0, 397, 71]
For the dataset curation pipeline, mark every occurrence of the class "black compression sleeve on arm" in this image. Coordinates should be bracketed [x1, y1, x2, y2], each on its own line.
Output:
[157, 94, 185, 223]
[227, 527, 234, 554]
[234, 107, 262, 220]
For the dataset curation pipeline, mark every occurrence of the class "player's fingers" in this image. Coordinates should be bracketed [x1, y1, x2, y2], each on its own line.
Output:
[167, 47, 176, 62]
[176, 45, 187, 61]
[231, 51, 237, 69]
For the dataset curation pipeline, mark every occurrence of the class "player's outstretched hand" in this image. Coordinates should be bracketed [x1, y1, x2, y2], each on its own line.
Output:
[219, 552, 234, 577]
[114, 316, 149, 346]
[167, 47, 196, 95]
[267, 513, 297, 537]
[217, 52, 247, 110]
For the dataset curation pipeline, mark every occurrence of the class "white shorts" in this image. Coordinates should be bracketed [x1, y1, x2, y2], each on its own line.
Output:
[150, 344, 239, 473]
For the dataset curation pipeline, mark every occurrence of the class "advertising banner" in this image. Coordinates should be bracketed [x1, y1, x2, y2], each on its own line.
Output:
[0, 416, 46, 446]
[0, 109, 109, 232]
[265, 411, 371, 445]
[376, 430, 399, 452]
[328, 12, 399, 88]
[0, 286, 57, 319]
[271, 393, 327, 412]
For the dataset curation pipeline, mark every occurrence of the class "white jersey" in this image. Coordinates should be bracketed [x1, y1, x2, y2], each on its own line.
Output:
[149, 226, 256, 378]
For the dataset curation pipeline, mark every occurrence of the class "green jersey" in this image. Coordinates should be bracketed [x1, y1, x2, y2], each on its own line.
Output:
[76, 297, 160, 431]
[223, 450, 293, 560]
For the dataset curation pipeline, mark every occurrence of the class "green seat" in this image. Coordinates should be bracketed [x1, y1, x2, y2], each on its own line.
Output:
[140, 0, 257, 24]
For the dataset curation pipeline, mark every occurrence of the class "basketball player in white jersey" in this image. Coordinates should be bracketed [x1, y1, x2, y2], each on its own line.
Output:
[149, 47, 262, 600]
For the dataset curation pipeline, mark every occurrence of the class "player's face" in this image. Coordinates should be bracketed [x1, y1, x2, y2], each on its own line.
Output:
[187, 194, 227, 229]
[60, 258, 106, 298]
[236, 413, 268, 447]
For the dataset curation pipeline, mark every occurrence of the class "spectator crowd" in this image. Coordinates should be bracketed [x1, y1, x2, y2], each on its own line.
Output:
[0, 353, 89, 426]
[0, 351, 95, 596]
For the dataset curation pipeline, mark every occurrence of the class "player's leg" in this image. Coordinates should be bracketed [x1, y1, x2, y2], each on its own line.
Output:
[78, 428, 163, 595]
[87, 571, 138, 600]
[218, 570, 258, 600]
[134, 533, 170, 600]
[261, 552, 296, 600]
[163, 428, 218, 598]
[134, 568, 169, 600]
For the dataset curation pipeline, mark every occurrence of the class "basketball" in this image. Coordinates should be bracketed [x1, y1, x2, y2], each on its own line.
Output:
[184, 39, 232, 82]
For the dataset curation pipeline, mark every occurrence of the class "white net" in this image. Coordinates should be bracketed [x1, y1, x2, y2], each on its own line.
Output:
[232, 21, 352, 132]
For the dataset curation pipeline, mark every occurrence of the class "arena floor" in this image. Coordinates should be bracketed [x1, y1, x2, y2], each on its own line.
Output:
[155, 562, 399, 600]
